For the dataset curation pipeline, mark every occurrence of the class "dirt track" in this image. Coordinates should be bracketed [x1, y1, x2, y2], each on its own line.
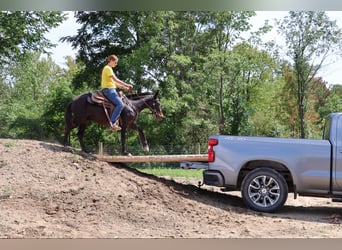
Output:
[1, 138, 342, 238]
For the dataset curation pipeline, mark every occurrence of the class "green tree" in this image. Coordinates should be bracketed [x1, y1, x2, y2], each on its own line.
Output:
[279, 63, 302, 137]
[199, 12, 251, 134]
[277, 11, 342, 138]
[0, 11, 66, 65]
[319, 85, 342, 119]
[157, 12, 214, 146]
[62, 11, 282, 151]
[63, 11, 211, 148]
[62, 11, 168, 91]
[42, 57, 83, 142]
[279, 63, 331, 138]
[304, 77, 330, 138]
[248, 77, 287, 137]
[0, 52, 64, 139]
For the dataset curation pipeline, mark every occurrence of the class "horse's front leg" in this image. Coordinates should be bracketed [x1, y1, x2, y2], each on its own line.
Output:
[130, 123, 149, 152]
[120, 127, 132, 156]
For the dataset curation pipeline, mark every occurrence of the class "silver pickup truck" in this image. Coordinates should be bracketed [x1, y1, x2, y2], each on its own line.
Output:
[203, 113, 342, 212]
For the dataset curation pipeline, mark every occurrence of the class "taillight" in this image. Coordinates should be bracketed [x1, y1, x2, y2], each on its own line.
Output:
[208, 138, 218, 162]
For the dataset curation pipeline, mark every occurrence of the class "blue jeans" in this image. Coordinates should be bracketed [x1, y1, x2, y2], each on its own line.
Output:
[102, 88, 124, 123]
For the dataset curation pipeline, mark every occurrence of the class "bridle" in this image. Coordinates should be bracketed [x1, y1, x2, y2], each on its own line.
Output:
[135, 92, 164, 120]
[124, 92, 164, 120]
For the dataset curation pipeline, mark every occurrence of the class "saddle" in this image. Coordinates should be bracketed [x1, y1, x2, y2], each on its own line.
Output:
[88, 90, 112, 106]
[87, 90, 116, 125]
[87, 90, 130, 126]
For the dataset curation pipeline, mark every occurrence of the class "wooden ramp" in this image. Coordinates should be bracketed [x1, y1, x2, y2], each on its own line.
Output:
[96, 154, 208, 163]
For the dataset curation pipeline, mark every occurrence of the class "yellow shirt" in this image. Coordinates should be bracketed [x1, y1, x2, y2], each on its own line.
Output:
[101, 65, 116, 88]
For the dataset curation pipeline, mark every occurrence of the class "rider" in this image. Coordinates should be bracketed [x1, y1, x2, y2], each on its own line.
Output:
[101, 54, 133, 131]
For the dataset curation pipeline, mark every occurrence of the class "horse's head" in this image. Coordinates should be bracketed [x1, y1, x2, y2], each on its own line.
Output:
[147, 90, 164, 121]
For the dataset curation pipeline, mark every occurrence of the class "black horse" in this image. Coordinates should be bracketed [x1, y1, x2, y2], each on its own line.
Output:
[63, 90, 164, 155]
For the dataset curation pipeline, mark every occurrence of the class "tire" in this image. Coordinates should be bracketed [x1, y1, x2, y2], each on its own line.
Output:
[241, 168, 288, 213]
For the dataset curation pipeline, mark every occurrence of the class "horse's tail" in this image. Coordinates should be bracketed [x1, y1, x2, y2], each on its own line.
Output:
[63, 101, 73, 146]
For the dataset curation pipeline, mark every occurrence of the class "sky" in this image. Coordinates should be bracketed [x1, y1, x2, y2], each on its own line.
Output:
[45, 11, 342, 86]
[45, 12, 79, 66]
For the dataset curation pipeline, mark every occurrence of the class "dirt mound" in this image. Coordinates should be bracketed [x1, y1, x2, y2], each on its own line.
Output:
[1, 138, 342, 238]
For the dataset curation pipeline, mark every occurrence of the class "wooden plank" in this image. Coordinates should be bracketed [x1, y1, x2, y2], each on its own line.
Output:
[96, 154, 208, 163]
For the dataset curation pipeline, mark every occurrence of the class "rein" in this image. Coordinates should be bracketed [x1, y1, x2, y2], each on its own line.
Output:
[122, 94, 139, 115]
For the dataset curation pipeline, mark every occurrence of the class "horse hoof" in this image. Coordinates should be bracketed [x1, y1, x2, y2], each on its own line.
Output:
[63, 145, 74, 153]
[143, 146, 150, 152]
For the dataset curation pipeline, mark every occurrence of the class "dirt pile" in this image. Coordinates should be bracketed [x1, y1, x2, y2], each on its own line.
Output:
[1, 138, 342, 238]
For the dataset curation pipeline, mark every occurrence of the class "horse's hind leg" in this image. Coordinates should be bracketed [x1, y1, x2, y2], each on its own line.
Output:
[63, 127, 71, 147]
[64, 102, 74, 147]
[64, 122, 79, 147]
[77, 123, 89, 153]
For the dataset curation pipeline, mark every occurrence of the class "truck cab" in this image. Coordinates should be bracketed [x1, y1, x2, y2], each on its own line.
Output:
[325, 113, 342, 191]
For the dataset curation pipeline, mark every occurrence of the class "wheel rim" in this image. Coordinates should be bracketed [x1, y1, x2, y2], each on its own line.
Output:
[247, 175, 281, 208]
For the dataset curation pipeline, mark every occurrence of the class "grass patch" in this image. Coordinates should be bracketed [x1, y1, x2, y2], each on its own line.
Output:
[3, 141, 17, 147]
[0, 185, 12, 199]
[137, 168, 204, 179]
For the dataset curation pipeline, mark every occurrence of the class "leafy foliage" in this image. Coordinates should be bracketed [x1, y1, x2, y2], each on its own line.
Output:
[0, 11, 66, 65]
[277, 11, 342, 138]
[1, 11, 342, 156]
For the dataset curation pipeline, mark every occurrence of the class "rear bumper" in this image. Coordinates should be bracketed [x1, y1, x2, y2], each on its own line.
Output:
[203, 170, 224, 187]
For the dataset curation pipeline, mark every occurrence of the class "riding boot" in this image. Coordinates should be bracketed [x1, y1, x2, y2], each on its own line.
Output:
[108, 121, 121, 131]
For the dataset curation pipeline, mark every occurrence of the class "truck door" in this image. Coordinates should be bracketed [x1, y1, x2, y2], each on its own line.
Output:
[333, 114, 342, 191]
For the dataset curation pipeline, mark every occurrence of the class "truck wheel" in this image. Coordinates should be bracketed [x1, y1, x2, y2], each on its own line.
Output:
[241, 168, 288, 213]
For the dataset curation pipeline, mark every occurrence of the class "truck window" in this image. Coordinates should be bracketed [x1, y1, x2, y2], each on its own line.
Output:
[323, 117, 331, 140]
